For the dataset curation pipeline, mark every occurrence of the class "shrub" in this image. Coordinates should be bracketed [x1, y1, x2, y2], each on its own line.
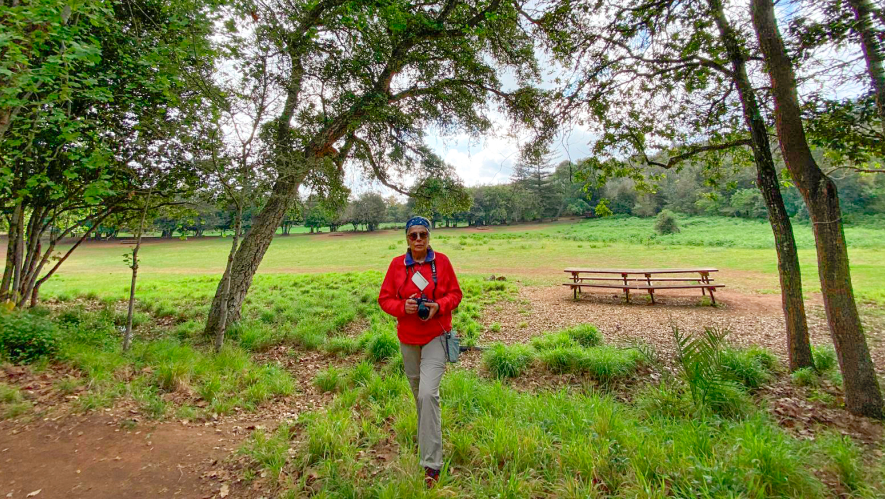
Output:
[0, 311, 60, 363]
[563, 324, 603, 347]
[654, 210, 680, 235]
[483, 343, 535, 378]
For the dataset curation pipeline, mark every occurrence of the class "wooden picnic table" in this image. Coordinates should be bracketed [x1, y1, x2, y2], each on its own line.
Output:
[563, 268, 723, 305]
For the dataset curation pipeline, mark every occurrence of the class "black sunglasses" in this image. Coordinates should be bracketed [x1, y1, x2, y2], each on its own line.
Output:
[407, 231, 429, 241]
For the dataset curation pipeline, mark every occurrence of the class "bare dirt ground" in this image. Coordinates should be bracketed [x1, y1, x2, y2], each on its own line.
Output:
[2, 285, 884, 498]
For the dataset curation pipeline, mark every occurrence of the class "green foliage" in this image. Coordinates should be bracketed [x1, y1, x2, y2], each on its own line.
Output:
[581, 346, 642, 383]
[816, 433, 867, 493]
[791, 367, 820, 387]
[304, 410, 357, 465]
[537, 345, 641, 382]
[364, 330, 399, 363]
[563, 323, 603, 347]
[0, 311, 60, 363]
[538, 346, 588, 373]
[324, 336, 361, 356]
[530, 332, 575, 351]
[594, 199, 614, 217]
[813, 345, 838, 372]
[314, 366, 344, 393]
[672, 327, 754, 417]
[719, 347, 778, 389]
[483, 343, 535, 378]
[654, 210, 680, 235]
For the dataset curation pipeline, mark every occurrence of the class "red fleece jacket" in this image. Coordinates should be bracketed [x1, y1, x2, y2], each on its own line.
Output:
[378, 250, 462, 345]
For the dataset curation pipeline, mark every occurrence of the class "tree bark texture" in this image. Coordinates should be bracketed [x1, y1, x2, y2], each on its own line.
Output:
[847, 0, 885, 134]
[751, 0, 883, 417]
[212, 207, 242, 353]
[708, 0, 813, 370]
[0, 203, 23, 302]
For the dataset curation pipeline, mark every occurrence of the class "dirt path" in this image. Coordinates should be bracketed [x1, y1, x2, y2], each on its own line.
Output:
[0, 415, 232, 499]
[0, 346, 361, 499]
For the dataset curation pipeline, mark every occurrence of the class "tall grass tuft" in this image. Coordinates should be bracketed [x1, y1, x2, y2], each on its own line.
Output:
[314, 366, 344, 393]
[563, 323, 603, 347]
[483, 343, 535, 378]
[364, 330, 399, 362]
[817, 432, 866, 493]
[719, 347, 777, 389]
[530, 332, 575, 351]
[812, 345, 838, 372]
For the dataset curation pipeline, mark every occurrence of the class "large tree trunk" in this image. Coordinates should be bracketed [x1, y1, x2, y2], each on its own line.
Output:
[846, 0, 885, 134]
[204, 178, 300, 334]
[212, 207, 242, 353]
[752, 0, 884, 417]
[709, 0, 814, 370]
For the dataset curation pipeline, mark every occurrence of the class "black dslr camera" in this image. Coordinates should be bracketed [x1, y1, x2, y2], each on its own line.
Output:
[414, 296, 435, 321]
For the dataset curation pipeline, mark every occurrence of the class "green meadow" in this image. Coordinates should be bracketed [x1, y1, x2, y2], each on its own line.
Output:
[3, 215, 885, 497]
[35, 215, 885, 303]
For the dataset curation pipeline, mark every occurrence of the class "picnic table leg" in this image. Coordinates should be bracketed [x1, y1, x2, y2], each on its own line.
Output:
[708, 287, 717, 305]
[700, 272, 709, 296]
[625, 287, 630, 304]
[573, 286, 577, 300]
[649, 288, 655, 304]
[573, 272, 580, 296]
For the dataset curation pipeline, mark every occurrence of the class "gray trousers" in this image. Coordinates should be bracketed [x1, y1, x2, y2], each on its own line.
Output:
[400, 334, 446, 470]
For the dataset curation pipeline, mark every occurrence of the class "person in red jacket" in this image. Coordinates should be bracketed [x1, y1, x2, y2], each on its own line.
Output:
[378, 216, 462, 488]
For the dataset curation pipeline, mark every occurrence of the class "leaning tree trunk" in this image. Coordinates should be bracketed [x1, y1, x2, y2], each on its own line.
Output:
[204, 178, 301, 334]
[846, 0, 885, 134]
[709, 0, 814, 370]
[212, 207, 242, 353]
[752, 0, 884, 417]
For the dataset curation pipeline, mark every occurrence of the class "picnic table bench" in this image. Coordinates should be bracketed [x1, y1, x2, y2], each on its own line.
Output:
[563, 268, 723, 305]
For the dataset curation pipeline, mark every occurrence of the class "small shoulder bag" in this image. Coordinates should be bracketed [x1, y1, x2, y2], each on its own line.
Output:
[430, 261, 460, 363]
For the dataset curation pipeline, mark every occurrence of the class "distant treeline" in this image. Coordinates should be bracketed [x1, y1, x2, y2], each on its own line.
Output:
[74, 156, 884, 239]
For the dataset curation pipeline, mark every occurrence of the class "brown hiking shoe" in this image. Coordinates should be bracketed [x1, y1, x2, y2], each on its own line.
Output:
[424, 467, 440, 488]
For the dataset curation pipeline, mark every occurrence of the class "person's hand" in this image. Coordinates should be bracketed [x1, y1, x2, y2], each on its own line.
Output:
[404, 294, 418, 315]
[423, 302, 440, 321]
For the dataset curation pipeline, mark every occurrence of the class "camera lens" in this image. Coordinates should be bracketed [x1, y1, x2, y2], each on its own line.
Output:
[417, 302, 429, 320]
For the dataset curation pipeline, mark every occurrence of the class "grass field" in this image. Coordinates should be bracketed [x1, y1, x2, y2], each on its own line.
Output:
[30, 215, 885, 304]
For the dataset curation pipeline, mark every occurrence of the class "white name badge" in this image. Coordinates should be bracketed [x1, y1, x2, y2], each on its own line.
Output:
[411, 271, 430, 291]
